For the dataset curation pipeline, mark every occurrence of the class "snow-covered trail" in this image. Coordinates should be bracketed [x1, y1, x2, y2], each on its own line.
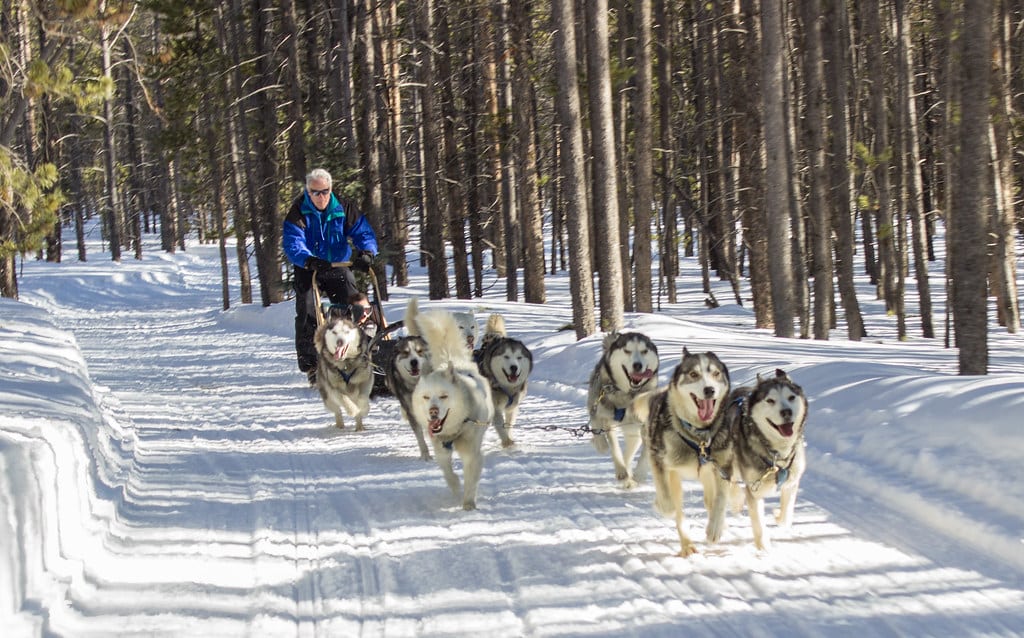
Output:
[9, 243, 1024, 637]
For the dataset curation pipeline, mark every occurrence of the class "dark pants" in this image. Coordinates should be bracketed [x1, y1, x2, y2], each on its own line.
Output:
[293, 265, 359, 372]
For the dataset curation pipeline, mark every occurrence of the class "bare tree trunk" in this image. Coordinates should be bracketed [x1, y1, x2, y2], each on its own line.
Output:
[655, 0, 676, 305]
[951, 0, 991, 374]
[761, 0, 795, 337]
[552, 0, 596, 339]
[738, 0, 772, 328]
[252, 0, 284, 305]
[614, 0, 633, 312]
[282, 0, 306, 182]
[823, 0, 864, 339]
[632, 0, 654, 312]
[585, 0, 624, 331]
[896, 0, 935, 338]
[383, 0, 408, 288]
[412, 0, 448, 298]
[799, 0, 834, 340]
[328, 0, 356, 161]
[988, 2, 1020, 332]
[510, 0, 546, 305]
[99, 0, 123, 262]
[862, 0, 900, 323]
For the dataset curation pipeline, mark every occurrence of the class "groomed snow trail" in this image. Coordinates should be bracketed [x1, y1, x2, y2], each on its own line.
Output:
[9, 244, 1024, 637]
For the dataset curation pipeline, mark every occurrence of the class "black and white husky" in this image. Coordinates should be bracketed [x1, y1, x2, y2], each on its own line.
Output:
[634, 348, 732, 557]
[724, 369, 808, 551]
[313, 309, 374, 431]
[384, 331, 433, 461]
[587, 331, 660, 487]
[475, 313, 533, 448]
[408, 303, 494, 510]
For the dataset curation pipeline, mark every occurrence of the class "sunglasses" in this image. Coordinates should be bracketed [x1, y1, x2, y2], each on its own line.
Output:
[309, 188, 331, 197]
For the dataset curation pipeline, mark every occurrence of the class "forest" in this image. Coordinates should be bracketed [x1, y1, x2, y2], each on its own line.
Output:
[0, 0, 1020, 374]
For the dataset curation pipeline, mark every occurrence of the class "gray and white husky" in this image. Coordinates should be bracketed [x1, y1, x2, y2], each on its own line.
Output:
[634, 348, 732, 557]
[587, 331, 660, 488]
[724, 369, 808, 551]
[408, 303, 494, 510]
[384, 330, 433, 461]
[313, 309, 374, 431]
[475, 313, 533, 448]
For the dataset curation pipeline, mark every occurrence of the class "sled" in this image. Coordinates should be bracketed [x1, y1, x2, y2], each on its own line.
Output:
[311, 261, 401, 397]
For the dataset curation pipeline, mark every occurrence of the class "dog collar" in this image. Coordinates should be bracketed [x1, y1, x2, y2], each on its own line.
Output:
[749, 442, 800, 491]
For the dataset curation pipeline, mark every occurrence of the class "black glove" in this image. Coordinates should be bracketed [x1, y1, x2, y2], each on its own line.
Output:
[305, 256, 333, 272]
[352, 250, 374, 272]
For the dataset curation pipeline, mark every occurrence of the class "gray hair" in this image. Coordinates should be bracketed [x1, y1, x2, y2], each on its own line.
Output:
[306, 168, 332, 188]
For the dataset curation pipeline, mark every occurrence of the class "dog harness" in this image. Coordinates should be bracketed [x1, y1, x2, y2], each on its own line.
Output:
[590, 383, 639, 434]
[742, 416, 802, 492]
[329, 352, 370, 384]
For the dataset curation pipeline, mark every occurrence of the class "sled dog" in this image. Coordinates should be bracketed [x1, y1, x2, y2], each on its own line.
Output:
[475, 313, 533, 448]
[384, 332, 433, 461]
[405, 297, 478, 353]
[724, 369, 808, 551]
[313, 308, 374, 431]
[407, 302, 494, 510]
[634, 348, 732, 557]
[587, 331, 660, 487]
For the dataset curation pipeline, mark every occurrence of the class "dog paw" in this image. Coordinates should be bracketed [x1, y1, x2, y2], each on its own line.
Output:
[706, 521, 726, 544]
[773, 508, 792, 527]
[462, 500, 477, 511]
[620, 476, 638, 489]
[678, 542, 699, 558]
[501, 438, 515, 449]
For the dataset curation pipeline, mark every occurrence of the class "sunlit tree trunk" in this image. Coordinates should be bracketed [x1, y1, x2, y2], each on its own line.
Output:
[761, 0, 794, 337]
[951, 0, 992, 374]
[552, 0, 596, 338]
[585, 0, 624, 331]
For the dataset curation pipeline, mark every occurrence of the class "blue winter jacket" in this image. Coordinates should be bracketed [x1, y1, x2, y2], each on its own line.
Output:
[282, 192, 379, 268]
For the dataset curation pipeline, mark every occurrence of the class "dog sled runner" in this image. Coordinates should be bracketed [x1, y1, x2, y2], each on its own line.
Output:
[310, 261, 402, 397]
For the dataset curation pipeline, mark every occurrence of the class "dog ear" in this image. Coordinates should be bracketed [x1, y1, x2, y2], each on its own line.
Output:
[775, 368, 789, 381]
[682, 346, 690, 358]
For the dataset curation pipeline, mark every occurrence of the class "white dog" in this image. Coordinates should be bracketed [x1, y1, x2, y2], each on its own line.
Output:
[408, 302, 494, 510]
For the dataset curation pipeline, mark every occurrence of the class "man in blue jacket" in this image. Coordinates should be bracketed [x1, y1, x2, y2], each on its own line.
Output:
[282, 168, 379, 385]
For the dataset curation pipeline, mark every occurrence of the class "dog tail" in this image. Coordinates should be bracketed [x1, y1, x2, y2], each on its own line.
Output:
[416, 309, 470, 369]
[483, 313, 507, 338]
[404, 297, 421, 336]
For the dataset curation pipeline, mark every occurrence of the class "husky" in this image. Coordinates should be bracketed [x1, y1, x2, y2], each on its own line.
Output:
[313, 308, 374, 431]
[724, 369, 808, 551]
[405, 298, 478, 353]
[475, 313, 533, 448]
[633, 348, 732, 557]
[408, 303, 494, 510]
[587, 331, 660, 488]
[384, 333, 433, 460]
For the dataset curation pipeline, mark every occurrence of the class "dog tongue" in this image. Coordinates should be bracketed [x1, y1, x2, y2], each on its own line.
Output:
[776, 422, 795, 437]
[631, 369, 654, 383]
[697, 398, 716, 422]
[334, 342, 348, 360]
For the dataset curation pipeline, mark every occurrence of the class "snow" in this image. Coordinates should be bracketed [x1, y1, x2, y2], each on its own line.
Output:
[2, 223, 1024, 637]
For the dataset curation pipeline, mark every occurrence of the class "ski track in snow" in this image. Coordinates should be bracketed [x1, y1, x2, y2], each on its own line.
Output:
[6, 246, 1024, 637]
